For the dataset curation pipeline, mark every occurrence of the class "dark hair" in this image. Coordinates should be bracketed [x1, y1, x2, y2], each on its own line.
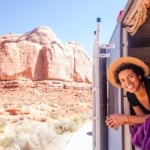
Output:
[114, 63, 145, 85]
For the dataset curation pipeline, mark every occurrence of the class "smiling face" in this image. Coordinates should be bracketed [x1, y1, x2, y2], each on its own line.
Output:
[118, 69, 142, 93]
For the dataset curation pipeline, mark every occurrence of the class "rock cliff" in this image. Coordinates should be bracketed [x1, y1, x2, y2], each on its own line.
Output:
[0, 26, 92, 83]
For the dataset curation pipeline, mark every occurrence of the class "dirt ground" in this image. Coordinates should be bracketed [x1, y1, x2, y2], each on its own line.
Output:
[0, 82, 92, 149]
[0, 82, 92, 122]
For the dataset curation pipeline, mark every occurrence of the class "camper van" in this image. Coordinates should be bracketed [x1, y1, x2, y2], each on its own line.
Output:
[92, 0, 150, 150]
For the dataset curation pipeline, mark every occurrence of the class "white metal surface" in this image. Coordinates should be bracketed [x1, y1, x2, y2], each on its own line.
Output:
[92, 18, 116, 150]
[92, 18, 101, 150]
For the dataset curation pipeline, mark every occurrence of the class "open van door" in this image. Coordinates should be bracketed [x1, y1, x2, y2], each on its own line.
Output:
[107, 0, 150, 150]
[92, 19, 124, 150]
[92, 0, 150, 150]
[106, 22, 125, 150]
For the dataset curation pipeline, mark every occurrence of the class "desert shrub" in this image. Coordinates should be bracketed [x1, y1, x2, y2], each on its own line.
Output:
[70, 113, 92, 124]
[0, 137, 14, 149]
[15, 121, 57, 150]
[49, 111, 59, 120]
[0, 121, 57, 150]
[0, 118, 6, 133]
[54, 118, 77, 134]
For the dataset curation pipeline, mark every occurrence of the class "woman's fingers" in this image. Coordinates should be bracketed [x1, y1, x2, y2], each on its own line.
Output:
[106, 113, 128, 129]
[105, 116, 120, 129]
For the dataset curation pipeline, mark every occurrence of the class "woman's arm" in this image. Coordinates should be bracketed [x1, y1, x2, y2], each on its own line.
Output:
[105, 113, 150, 129]
[105, 104, 150, 129]
[125, 114, 150, 125]
[127, 105, 150, 124]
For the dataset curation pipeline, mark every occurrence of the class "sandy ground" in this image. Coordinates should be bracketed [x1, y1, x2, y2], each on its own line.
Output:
[0, 82, 92, 150]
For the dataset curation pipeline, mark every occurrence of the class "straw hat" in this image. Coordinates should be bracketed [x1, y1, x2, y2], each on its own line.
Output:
[107, 56, 150, 88]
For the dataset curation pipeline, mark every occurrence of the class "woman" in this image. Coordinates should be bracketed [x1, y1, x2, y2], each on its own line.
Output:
[105, 56, 150, 150]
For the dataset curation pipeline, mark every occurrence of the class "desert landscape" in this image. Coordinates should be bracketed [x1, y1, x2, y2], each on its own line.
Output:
[0, 80, 92, 150]
[0, 25, 92, 150]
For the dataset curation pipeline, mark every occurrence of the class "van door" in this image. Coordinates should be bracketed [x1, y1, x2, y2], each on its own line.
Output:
[107, 23, 124, 150]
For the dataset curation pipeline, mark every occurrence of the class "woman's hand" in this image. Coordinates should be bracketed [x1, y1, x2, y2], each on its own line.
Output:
[105, 114, 128, 129]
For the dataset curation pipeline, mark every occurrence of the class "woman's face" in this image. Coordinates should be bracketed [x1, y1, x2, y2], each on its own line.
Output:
[118, 69, 141, 93]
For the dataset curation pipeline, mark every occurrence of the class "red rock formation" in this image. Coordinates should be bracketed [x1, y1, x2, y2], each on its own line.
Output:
[0, 26, 92, 83]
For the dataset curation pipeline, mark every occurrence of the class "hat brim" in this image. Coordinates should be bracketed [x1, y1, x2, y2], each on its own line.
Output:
[107, 56, 150, 88]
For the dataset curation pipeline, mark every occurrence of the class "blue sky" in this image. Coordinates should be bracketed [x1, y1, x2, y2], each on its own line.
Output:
[0, 0, 127, 57]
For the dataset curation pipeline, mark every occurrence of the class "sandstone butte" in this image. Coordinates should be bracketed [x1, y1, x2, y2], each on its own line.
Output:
[0, 26, 92, 82]
[0, 26, 92, 150]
